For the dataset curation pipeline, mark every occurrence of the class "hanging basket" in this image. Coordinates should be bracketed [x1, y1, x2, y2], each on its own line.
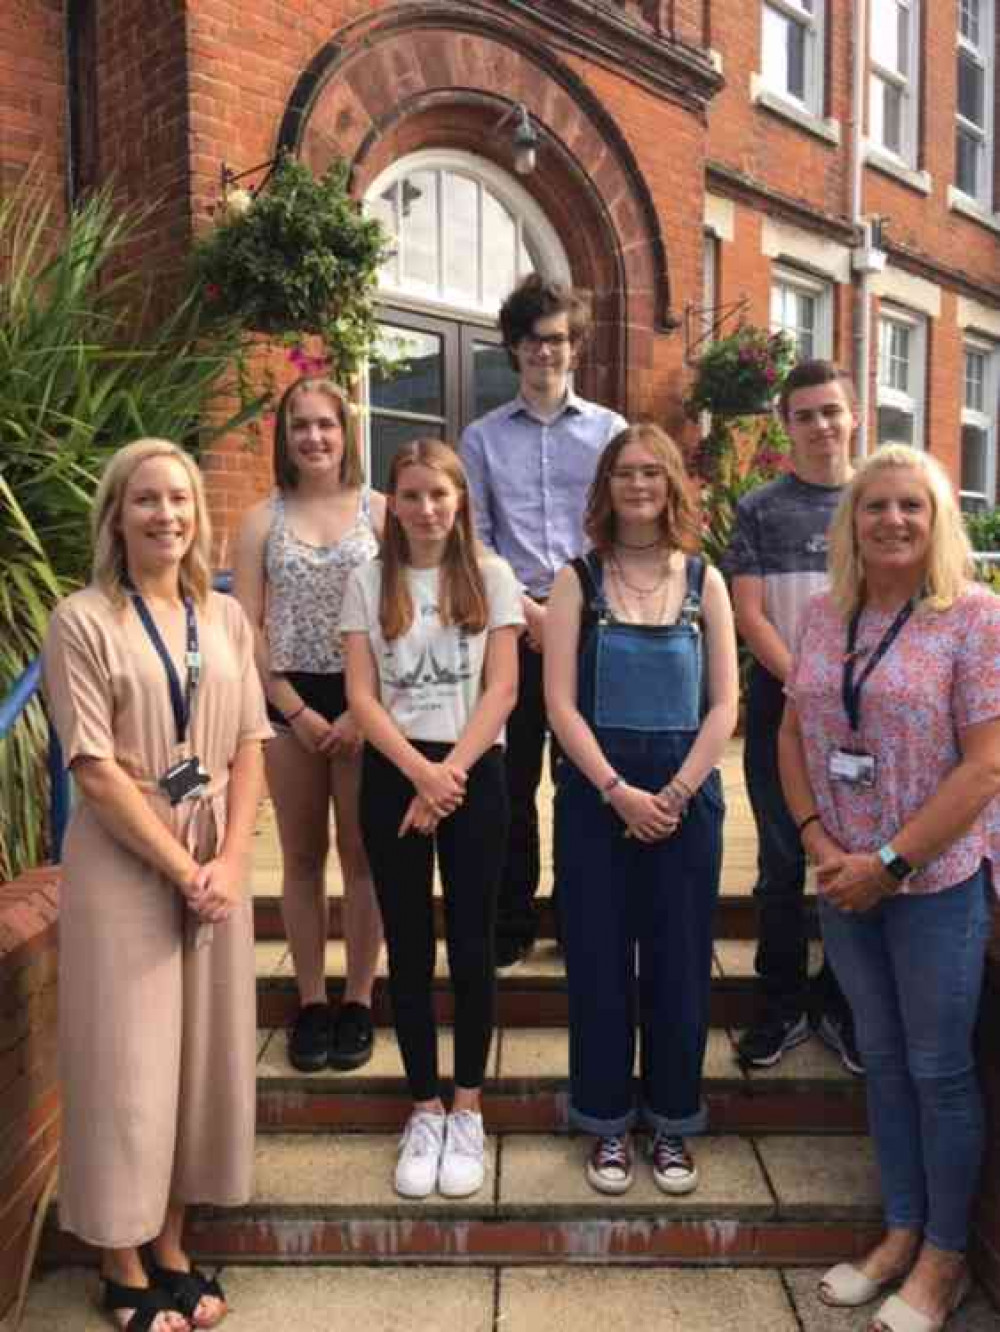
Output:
[685, 325, 796, 420]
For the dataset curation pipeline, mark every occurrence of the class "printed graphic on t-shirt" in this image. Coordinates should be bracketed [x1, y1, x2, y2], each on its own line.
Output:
[382, 599, 473, 716]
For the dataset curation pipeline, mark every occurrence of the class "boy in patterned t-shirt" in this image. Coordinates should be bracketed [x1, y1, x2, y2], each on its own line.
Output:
[723, 360, 861, 1074]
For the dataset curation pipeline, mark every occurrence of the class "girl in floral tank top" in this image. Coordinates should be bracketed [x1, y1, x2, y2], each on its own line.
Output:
[234, 376, 386, 1076]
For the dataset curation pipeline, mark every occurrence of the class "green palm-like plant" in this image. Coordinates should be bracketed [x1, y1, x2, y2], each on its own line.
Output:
[0, 173, 265, 880]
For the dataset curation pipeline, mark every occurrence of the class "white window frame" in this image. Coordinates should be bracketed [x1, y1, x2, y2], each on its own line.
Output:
[769, 265, 833, 360]
[876, 305, 926, 450]
[960, 337, 999, 509]
[364, 149, 570, 320]
[869, 0, 921, 168]
[761, 0, 825, 116]
[955, 0, 995, 208]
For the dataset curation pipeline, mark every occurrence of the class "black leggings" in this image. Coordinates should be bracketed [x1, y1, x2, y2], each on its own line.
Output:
[359, 742, 508, 1101]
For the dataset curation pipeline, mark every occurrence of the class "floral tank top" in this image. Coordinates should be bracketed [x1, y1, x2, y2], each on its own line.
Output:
[265, 488, 379, 674]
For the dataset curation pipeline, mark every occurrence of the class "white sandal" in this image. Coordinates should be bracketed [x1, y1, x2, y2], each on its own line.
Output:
[870, 1273, 971, 1332]
[818, 1261, 897, 1307]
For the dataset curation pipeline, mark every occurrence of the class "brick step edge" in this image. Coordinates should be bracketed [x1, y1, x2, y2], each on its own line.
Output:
[258, 980, 763, 1029]
[253, 896, 821, 943]
[255, 1086, 867, 1135]
[42, 1216, 883, 1267]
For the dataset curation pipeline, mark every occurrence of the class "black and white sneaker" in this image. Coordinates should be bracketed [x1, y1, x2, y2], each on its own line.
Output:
[651, 1133, 698, 1195]
[816, 1013, 864, 1077]
[735, 1012, 810, 1068]
[585, 1134, 634, 1195]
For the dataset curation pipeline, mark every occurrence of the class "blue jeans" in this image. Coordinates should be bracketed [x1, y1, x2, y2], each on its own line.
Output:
[818, 868, 990, 1252]
[745, 664, 849, 1025]
[557, 734, 723, 1136]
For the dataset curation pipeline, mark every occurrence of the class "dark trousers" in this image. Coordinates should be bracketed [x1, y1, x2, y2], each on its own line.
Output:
[497, 638, 549, 947]
[359, 743, 507, 1101]
[743, 664, 850, 1025]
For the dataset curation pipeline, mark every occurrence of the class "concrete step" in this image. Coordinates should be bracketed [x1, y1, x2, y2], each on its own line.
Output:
[23, 1263, 999, 1332]
[43, 1131, 884, 1268]
[251, 893, 822, 943]
[254, 1027, 867, 1134]
[253, 939, 825, 1030]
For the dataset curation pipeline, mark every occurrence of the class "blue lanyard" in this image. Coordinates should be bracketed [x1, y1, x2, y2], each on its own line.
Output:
[842, 598, 915, 733]
[129, 592, 201, 743]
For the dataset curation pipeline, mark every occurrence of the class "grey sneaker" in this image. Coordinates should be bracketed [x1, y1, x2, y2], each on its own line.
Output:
[735, 1012, 810, 1068]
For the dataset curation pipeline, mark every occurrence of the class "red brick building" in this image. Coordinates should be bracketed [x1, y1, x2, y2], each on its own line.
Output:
[4, 0, 1000, 536]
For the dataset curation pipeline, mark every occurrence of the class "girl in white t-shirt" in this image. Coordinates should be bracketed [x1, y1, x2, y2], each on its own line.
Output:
[342, 439, 523, 1199]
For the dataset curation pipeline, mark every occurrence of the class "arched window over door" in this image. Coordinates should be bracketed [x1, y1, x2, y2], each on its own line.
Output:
[363, 150, 571, 488]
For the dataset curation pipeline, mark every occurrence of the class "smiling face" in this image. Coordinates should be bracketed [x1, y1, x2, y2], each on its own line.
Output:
[511, 310, 575, 400]
[119, 455, 196, 577]
[389, 462, 463, 555]
[854, 466, 934, 578]
[783, 379, 857, 483]
[286, 388, 345, 481]
[607, 440, 669, 526]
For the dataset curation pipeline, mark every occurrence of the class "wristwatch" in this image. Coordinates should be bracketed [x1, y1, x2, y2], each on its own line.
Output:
[600, 774, 623, 803]
[877, 842, 914, 883]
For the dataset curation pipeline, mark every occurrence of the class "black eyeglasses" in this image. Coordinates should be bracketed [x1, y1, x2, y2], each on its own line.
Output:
[519, 333, 573, 351]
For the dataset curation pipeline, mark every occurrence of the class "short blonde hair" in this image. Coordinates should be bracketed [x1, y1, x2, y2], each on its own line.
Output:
[91, 439, 212, 606]
[827, 444, 973, 619]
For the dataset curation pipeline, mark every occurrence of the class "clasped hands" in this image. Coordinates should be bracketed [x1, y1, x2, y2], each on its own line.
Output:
[183, 853, 243, 923]
[398, 759, 468, 837]
[801, 823, 896, 913]
[291, 706, 363, 757]
[609, 781, 686, 843]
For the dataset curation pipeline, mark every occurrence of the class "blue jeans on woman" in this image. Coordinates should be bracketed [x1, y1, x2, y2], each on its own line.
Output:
[818, 867, 990, 1252]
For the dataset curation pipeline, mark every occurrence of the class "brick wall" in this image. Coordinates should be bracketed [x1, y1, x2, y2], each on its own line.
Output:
[0, 1, 66, 214]
[0, 869, 60, 1322]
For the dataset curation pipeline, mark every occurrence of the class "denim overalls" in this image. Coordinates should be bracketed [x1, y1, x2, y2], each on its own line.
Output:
[555, 553, 725, 1136]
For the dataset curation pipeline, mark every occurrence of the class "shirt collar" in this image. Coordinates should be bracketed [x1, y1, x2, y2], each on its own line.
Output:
[506, 389, 587, 424]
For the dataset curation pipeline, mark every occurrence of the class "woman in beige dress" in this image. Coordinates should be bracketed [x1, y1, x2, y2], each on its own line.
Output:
[42, 439, 270, 1332]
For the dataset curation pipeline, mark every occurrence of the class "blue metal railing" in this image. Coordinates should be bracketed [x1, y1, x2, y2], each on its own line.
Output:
[0, 659, 71, 863]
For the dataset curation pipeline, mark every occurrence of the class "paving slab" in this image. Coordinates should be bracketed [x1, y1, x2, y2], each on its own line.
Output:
[716, 938, 823, 979]
[785, 1268, 998, 1332]
[756, 1135, 881, 1218]
[21, 1265, 495, 1332]
[252, 1132, 498, 1213]
[741, 1032, 853, 1083]
[499, 1133, 773, 1217]
[496, 1026, 738, 1084]
[256, 1024, 501, 1082]
[499, 1265, 797, 1331]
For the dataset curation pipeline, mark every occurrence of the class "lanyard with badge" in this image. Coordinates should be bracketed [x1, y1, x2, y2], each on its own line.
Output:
[129, 589, 210, 804]
[831, 598, 915, 789]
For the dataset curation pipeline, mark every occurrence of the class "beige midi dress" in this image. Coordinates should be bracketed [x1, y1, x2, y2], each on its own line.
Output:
[42, 585, 271, 1248]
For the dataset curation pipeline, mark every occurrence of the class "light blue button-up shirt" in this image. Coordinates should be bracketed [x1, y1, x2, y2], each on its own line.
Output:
[459, 392, 627, 599]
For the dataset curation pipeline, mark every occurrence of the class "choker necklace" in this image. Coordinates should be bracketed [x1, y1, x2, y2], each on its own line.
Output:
[613, 538, 664, 552]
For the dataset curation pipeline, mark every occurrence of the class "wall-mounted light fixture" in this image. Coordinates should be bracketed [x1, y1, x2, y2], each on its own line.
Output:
[495, 103, 539, 176]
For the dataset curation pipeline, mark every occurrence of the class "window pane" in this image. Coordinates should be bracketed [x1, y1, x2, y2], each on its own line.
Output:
[872, 76, 904, 154]
[370, 326, 443, 417]
[879, 320, 911, 391]
[442, 173, 479, 307]
[399, 171, 438, 291]
[772, 282, 817, 359]
[369, 417, 445, 492]
[957, 126, 982, 195]
[961, 0, 982, 46]
[482, 191, 517, 315]
[370, 185, 399, 288]
[962, 423, 990, 496]
[958, 51, 986, 126]
[763, 7, 791, 90]
[786, 18, 807, 99]
[877, 404, 915, 447]
[965, 350, 986, 410]
[471, 341, 519, 419]
[872, 0, 909, 76]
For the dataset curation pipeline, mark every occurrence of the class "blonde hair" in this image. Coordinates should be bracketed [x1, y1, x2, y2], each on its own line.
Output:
[380, 440, 487, 641]
[273, 376, 363, 490]
[827, 444, 973, 619]
[91, 438, 212, 606]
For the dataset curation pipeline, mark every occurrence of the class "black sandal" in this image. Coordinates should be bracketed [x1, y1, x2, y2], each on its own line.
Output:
[147, 1263, 227, 1328]
[100, 1276, 187, 1332]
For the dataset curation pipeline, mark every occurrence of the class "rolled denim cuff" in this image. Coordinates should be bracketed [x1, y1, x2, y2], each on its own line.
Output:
[641, 1098, 709, 1137]
[568, 1102, 638, 1136]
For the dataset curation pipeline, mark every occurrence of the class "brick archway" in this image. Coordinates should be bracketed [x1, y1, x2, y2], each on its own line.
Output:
[274, 4, 675, 415]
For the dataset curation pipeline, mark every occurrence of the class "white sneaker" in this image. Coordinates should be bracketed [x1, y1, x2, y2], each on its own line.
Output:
[438, 1110, 486, 1197]
[394, 1110, 446, 1198]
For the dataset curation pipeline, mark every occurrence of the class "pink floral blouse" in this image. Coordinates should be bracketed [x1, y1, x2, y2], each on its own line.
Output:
[787, 585, 1000, 895]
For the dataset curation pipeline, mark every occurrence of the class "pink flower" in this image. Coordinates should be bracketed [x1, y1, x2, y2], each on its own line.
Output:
[204, 283, 222, 302]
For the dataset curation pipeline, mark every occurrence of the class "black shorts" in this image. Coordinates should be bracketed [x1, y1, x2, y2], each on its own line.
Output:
[267, 671, 348, 730]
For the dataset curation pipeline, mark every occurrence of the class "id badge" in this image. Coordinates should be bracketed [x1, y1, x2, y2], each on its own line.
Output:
[158, 755, 210, 805]
[828, 748, 876, 788]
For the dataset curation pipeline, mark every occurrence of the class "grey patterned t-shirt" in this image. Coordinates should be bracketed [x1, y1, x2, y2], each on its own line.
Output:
[722, 473, 844, 655]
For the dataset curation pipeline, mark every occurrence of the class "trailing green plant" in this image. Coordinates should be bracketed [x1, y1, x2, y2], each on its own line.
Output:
[964, 505, 1000, 552]
[0, 173, 266, 880]
[193, 155, 393, 383]
[686, 325, 797, 418]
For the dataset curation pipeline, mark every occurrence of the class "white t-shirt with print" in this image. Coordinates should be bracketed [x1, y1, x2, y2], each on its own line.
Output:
[341, 555, 524, 744]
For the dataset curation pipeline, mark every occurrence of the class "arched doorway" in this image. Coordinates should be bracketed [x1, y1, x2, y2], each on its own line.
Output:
[363, 149, 571, 488]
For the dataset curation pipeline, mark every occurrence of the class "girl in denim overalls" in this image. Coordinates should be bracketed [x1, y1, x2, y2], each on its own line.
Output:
[545, 424, 739, 1194]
